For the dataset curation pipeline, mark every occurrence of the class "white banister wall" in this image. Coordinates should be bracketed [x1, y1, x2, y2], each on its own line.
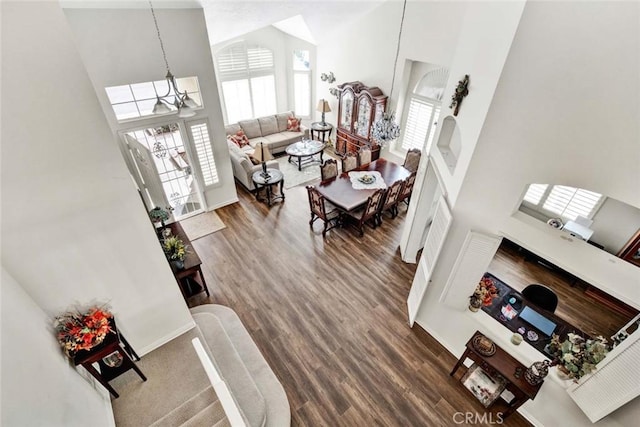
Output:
[192, 338, 247, 427]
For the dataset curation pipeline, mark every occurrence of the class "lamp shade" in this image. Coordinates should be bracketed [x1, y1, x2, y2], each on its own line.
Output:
[252, 142, 273, 162]
[153, 99, 173, 114]
[316, 99, 331, 113]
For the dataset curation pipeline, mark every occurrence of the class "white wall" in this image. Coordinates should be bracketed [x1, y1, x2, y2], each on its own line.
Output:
[316, 0, 466, 136]
[1, 1, 194, 358]
[63, 6, 237, 211]
[415, 1, 640, 425]
[1, 267, 115, 427]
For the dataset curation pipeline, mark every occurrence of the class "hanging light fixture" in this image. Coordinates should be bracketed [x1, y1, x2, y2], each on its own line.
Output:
[371, 0, 407, 147]
[149, 0, 199, 118]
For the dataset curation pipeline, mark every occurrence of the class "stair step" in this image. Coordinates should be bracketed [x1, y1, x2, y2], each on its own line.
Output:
[181, 400, 227, 427]
[151, 387, 218, 427]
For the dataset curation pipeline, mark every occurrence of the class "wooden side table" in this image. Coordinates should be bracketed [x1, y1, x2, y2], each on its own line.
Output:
[73, 320, 146, 398]
[450, 331, 543, 418]
[165, 222, 210, 301]
[252, 169, 285, 206]
[311, 122, 334, 144]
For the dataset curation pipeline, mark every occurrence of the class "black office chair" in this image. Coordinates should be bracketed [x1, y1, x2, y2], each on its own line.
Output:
[522, 284, 558, 313]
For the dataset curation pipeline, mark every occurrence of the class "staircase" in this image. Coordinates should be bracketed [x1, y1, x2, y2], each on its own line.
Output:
[150, 387, 230, 427]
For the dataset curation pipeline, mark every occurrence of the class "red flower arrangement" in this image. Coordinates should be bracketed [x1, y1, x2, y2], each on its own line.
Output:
[54, 304, 115, 357]
[472, 276, 498, 307]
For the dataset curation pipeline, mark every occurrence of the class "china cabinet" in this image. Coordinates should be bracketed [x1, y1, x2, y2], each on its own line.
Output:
[335, 82, 387, 160]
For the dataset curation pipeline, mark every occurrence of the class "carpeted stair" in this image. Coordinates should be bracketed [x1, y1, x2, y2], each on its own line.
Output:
[150, 386, 228, 427]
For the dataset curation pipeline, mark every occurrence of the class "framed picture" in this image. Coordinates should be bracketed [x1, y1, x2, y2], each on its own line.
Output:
[618, 229, 640, 267]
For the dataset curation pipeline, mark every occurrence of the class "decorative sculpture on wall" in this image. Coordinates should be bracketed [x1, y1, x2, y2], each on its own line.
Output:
[321, 71, 340, 98]
[450, 74, 470, 116]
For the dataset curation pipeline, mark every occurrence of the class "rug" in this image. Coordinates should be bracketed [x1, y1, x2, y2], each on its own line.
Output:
[179, 210, 226, 240]
[276, 152, 340, 189]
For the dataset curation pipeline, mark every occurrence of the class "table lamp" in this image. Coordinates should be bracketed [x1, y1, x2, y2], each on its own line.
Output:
[316, 99, 331, 126]
[252, 142, 274, 179]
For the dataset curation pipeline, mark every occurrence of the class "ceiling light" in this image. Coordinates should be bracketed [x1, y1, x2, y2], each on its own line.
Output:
[149, 1, 199, 117]
[372, 0, 407, 148]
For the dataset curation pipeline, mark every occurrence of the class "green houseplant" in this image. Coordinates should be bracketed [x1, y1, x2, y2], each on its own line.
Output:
[547, 333, 610, 381]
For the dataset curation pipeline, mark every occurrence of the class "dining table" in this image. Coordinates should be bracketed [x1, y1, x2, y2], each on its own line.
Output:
[316, 158, 412, 211]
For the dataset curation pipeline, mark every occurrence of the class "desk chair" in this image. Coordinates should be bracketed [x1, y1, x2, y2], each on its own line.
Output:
[522, 284, 559, 313]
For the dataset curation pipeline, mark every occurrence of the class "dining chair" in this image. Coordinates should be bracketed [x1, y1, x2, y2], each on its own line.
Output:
[379, 180, 405, 220]
[344, 189, 385, 236]
[320, 159, 338, 181]
[403, 148, 422, 173]
[341, 152, 358, 173]
[358, 147, 372, 166]
[306, 185, 341, 237]
[398, 172, 417, 207]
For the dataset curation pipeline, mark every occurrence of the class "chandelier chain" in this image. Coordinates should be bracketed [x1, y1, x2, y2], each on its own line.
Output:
[388, 0, 407, 103]
[149, 0, 170, 74]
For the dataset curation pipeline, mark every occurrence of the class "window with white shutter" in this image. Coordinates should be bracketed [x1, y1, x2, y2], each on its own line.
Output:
[215, 42, 277, 123]
[522, 183, 603, 221]
[292, 50, 310, 117]
[187, 120, 219, 187]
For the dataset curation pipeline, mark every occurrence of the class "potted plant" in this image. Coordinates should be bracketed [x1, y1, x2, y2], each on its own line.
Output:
[163, 236, 189, 268]
[546, 333, 610, 381]
[469, 276, 499, 312]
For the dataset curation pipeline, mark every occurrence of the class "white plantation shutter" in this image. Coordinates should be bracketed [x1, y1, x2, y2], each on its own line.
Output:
[217, 44, 248, 78]
[247, 47, 274, 70]
[402, 98, 432, 151]
[543, 185, 603, 220]
[523, 183, 549, 204]
[187, 120, 219, 186]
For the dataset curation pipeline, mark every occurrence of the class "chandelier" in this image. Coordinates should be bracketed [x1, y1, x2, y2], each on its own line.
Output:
[372, 0, 407, 147]
[149, 1, 199, 118]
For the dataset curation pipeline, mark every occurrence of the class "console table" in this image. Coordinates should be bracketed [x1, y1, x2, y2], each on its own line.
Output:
[450, 331, 543, 418]
[166, 222, 210, 301]
[73, 319, 145, 398]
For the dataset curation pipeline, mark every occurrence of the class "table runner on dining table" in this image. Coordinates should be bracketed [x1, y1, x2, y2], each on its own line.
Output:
[348, 171, 387, 190]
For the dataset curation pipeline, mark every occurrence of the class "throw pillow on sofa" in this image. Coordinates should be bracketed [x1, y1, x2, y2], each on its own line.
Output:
[287, 116, 301, 132]
[228, 130, 250, 148]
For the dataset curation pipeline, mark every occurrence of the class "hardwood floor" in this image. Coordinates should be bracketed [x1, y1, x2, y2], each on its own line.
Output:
[187, 181, 532, 427]
[488, 240, 634, 340]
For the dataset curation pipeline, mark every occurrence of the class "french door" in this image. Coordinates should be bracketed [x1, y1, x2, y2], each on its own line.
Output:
[123, 123, 204, 220]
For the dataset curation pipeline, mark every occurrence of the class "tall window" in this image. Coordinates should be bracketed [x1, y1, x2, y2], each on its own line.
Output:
[216, 42, 277, 123]
[106, 77, 202, 121]
[398, 67, 448, 153]
[293, 50, 310, 117]
[522, 184, 604, 221]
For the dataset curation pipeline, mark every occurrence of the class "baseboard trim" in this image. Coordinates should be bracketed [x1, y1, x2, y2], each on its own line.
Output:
[136, 320, 196, 356]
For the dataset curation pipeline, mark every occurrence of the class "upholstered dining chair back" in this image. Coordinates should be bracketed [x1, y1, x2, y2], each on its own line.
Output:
[342, 152, 358, 173]
[403, 148, 422, 173]
[320, 159, 338, 181]
[522, 284, 559, 313]
[358, 147, 372, 166]
[306, 185, 340, 237]
[399, 172, 417, 206]
[380, 180, 404, 219]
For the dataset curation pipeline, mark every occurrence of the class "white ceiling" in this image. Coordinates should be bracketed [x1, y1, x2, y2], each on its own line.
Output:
[199, 0, 387, 45]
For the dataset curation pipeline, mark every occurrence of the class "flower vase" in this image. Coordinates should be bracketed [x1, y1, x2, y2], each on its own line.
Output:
[173, 259, 185, 269]
[555, 365, 572, 381]
[468, 297, 482, 312]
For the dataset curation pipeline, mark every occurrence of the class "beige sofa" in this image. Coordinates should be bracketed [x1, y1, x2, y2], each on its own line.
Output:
[225, 111, 309, 155]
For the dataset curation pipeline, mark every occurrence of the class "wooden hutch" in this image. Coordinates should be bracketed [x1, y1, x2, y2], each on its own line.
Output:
[335, 81, 387, 161]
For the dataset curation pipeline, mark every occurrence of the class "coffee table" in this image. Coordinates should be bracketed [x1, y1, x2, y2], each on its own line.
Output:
[285, 139, 325, 171]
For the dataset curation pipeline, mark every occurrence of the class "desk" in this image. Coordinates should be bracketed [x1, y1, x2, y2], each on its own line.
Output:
[316, 158, 411, 211]
[166, 222, 210, 300]
[310, 122, 333, 144]
[450, 331, 543, 418]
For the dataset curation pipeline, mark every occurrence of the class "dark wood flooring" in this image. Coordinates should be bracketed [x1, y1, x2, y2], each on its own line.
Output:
[187, 180, 532, 427]
[488, 240, 633, 340]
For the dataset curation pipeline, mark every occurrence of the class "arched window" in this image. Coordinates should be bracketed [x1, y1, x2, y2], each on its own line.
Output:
[216, 42, 277, 123]
[398, 67, 448, 152]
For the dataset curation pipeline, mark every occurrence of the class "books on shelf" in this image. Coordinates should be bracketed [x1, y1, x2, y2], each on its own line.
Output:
[461, 364, 507, 408]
